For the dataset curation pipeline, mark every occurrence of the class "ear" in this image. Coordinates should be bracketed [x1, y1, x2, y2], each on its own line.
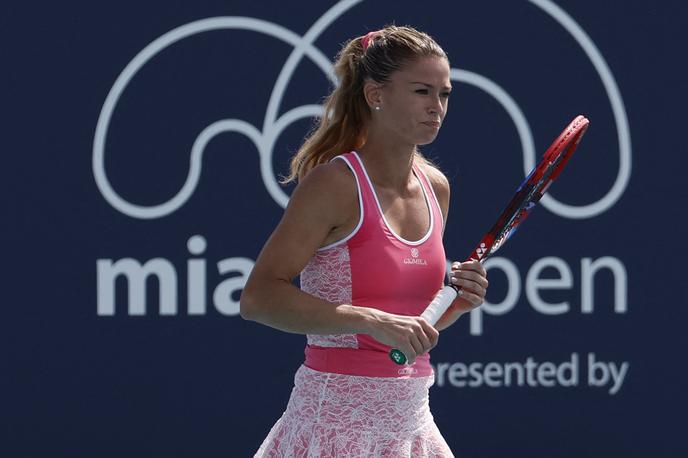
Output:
[363, 80, 383, 109]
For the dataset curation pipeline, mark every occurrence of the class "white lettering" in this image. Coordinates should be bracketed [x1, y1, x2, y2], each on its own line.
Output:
[470, 257, 521, 335]
[97, 258, 177, 316]
[434, 354, 582, 390]
[484, 362, 503, 387]
[608, 361, 629, 395]
[468, 256, 628, 335]
[436, 362, 450, 387]
[537, 362, 557, 386]
[433, 354, 631, 393]
[581, 257, 628, 313]
[558, 353, 579, 387]
[448, 362, 467, 387]
[587, 352, 629, 395]
[97, 235, 254, 316]
[526, 256, 573, 314]
[96, 246, 628, 327]
[187, 235, 208, 315]
[504, 362, 524, 386]
[213, 257, 254, 316]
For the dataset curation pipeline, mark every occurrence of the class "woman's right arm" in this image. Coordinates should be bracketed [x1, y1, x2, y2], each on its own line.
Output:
[239, 161, 438, 363]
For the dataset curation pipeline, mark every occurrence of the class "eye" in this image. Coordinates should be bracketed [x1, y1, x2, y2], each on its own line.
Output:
[415, 89, 429, 94]
[441, 92, 451, 99]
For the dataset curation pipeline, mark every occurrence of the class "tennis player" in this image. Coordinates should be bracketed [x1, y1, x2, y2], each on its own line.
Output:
[240, 25, 489, 457]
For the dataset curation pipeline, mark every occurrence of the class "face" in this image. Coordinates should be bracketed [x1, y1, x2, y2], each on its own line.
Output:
[367, 56, 452, 146]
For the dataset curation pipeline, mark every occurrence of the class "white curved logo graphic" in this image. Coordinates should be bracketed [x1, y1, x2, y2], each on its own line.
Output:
[93, 0, 631, 220]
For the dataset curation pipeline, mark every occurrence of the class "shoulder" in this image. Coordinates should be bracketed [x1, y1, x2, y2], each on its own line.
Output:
[295, 158, 356, 199]
[417, 161, 450, 216]
[287, 157, 357, 222]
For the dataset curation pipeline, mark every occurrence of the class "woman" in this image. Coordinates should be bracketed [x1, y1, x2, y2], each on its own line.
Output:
[240, 25, 489, 457]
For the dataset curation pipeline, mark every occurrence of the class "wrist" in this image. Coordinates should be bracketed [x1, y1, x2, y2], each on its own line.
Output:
[337, 304, 378, 334]
[435, 308, 464, 331]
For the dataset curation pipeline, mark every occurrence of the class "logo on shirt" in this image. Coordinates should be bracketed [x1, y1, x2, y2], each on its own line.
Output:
[403, 248, 428, 266]
[398, 366, 418, 376]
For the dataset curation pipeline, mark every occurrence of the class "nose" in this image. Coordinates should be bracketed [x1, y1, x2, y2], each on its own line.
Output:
[428, 96, 443, 118]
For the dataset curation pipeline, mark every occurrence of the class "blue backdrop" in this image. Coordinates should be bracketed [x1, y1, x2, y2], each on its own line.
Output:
[4, 1, 687, 457]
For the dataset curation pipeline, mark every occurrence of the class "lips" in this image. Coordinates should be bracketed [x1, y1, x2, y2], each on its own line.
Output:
[423, 121, 441, 128]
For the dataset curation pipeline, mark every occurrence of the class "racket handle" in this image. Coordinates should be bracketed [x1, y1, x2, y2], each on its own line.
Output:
[389, 285, 459, 365]
[421, 285, 459, 325]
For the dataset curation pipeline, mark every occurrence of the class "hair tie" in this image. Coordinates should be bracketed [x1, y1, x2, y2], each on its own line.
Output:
[361, 30, 380, 50]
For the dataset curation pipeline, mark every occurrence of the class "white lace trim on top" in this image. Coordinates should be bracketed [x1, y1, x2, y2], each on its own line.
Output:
[414, 164, 445, 230]
[351, 151, 434, 246]
[317, 155, 364, 252]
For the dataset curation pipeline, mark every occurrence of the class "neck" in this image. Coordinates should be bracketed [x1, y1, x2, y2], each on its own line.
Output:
[357, 130, 416, 190]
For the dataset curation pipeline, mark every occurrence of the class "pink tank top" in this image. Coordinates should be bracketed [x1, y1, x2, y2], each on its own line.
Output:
[300, 151, 447, 378]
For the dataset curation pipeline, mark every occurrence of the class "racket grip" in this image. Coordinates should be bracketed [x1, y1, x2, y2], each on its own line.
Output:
[389, 285, 459, 365]
[421, 285, 459, 326]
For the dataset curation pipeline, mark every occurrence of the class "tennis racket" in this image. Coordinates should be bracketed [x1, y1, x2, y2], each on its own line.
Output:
[390, 115, 590, 365]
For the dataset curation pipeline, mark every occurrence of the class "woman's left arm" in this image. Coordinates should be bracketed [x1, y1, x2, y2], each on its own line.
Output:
[421, 164, 489, 331]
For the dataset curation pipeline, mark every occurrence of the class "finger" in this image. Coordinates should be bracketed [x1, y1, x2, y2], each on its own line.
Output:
[462, 260, 487, 277]
[409, 334, 426, 358]
[450, 276, 487, 297]
[459, 290, 485, 308]
[402, 342, 418, 365]
[454, 263, 482, 278]
[418, 318, 439, 348]
[452, 269, 489, 290]
[414, 324, 433, 354]
[450, 270, 484, 289]
[460, 259, 483, 271]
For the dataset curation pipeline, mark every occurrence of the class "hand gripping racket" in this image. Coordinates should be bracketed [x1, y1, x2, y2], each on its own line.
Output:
[390, 115, 590, 365]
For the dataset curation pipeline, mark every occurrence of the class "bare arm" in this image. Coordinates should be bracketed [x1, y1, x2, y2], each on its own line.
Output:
[240, 161, 365, 334]
[240, 161, 438, 363]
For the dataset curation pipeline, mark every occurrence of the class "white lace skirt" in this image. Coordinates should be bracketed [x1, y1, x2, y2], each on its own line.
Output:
[254, 365, 454, 457]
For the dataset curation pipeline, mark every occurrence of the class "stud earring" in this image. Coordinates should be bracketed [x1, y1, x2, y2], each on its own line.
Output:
[374, 106, 381, 111]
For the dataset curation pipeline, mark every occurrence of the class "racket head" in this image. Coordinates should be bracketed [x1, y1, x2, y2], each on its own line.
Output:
[469, 115, 590, 262]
